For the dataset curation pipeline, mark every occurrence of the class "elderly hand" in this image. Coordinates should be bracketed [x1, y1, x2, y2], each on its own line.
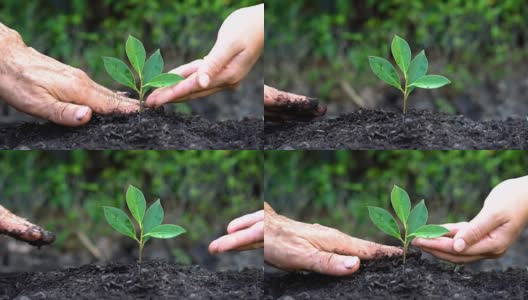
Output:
[264, 202, 402, 276]
[264, 85, 327, 121]
[0, 23, 139, 126]
[0, 205, 55, 246]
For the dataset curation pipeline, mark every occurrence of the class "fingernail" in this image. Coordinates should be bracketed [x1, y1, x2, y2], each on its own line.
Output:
[344, 256, 359, 269]
[454, 238, 466, 252]
[198, 73, 210, 88]
[75, 107, 89, 121]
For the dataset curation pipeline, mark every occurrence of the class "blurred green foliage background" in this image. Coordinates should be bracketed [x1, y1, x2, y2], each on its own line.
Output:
[265, 0, 528, 116]
[265, 150, 527, 240]
[0, 151, 262, 258]
[0, 0, 258, 85]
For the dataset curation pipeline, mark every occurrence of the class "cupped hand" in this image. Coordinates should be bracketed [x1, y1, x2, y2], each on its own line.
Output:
[264, 202, 402, 276]
[146, 4, 264, 107]
[0, 23, 139, 126]
[413, 176, 528, 263]
[209, 210, 264, 254]
[0, 205, 55, 246]
[264, 85, 327, 121]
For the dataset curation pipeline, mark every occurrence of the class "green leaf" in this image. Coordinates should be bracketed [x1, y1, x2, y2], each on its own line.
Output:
[368, 206, 401, 241]
[143, 50, 164, 84]
[126, 35, 146, 75]
[103, 207, 137, 240]
[143, 199, 164, 235]
[408, 50, 429, 85]
[409, 75, 451, 89]
[368, 56, 401, 90]
[407, 200, 428, 235]
[391, 35, 412, 75]
[391, 185, 411, 225]
[409, 225, 449, 238]
[103, 57, 136, 90]
[126, 185, 146, 225]
[143, 73, 184, 88]
[144, 224, 186, 239]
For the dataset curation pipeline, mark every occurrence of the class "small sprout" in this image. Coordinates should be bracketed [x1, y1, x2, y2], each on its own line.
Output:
[369, 35, 451, 113]
[368, 185, 449, 263]
[103, 185, 186, 263]
[103, 36, 184, 110]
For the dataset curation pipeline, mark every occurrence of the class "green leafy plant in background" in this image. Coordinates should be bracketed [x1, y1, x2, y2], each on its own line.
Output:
[103, 36, 183, 110]
[368, 185, 449, 263]
[103, 185, 186, 263]
[368, 35, 451, 113]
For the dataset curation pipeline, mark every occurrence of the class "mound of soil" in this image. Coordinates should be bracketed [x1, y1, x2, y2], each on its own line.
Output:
[0, 260, 262, 299]
[0, 109, 262, 150]
[264, 254, 528, 299]
[264, 109, 528, 149]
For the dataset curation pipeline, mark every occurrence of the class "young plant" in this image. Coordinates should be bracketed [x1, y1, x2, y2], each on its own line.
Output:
[103, 36, 183, 110]
[368, 185, 449, 263]
[103, 185, 186, 263]
[368, 35, 451, 113]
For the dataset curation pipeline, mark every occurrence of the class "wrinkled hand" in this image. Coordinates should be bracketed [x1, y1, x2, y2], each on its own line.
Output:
[209, 210, 263, 253]
[264, 202, 402, 276]
[146, 4, 264, 107]
[0, 205, 55, 246]
[0, 23, 139, 126]
[413, 176, 528, 263]
[264, 85, 327, 121]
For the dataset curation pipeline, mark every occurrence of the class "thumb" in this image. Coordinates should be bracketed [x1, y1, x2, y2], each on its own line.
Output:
[309, 252, 360, 276]
[452, 210, 501, 253]
[197, 40, 241, 88]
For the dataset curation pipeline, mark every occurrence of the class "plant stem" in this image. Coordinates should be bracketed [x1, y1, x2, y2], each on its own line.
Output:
[403, 238, 408, 264]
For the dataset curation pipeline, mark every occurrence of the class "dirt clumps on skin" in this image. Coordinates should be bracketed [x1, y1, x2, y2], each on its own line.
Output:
[0, 260, 262, 300]
[0, 109, 262, 150]
[264, 109, 528, 149]
[264, 253, 528, 299]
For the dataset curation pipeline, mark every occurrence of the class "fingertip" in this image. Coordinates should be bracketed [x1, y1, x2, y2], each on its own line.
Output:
[344, 256, 359, 270]
[412, 238, 422, 247]
[453, 238, 466, 252]
[198, 73, 210, 88]
[208, 240, 219, 254]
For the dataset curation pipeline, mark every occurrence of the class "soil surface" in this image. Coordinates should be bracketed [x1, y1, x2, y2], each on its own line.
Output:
[264, 253, 528, 299]
[264, 109, 528, 149]
[0, 260, 262, 300]
[0, 109, 262, 150]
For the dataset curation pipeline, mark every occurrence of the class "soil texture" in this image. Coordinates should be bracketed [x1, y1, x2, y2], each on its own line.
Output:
[0, 260, 262, 300]
[264, 253, 528, 299]
[0, 109, 262, 150]
[264, 109, 528, 149]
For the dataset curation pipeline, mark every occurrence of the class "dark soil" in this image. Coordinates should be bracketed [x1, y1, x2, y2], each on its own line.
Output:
[0, 260, 262, 300]
[0, 109, 262, 150]
[264, 109, 528, 149]
[264, 253, 528, 300]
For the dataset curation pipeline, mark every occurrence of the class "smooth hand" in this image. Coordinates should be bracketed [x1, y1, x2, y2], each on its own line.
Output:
[0, 205, 55, 246]
[264, 85, 327, 121]
[146, 4, 264, 106]
[412, 176, 528, 263]
[209, 210, 264, 253]
[0, 23, 139, 126]
[264, 202, 402, 276]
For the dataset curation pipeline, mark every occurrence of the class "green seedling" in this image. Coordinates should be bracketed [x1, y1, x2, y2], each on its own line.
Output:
[103, 36, 183, 110]
[368, 35, 451, 113]
[368, 185, 449, 263]
[103, 185, 186, 263]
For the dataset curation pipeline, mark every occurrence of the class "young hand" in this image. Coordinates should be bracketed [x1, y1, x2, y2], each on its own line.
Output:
[264, 85, 327, 121]
[264, 202, 402, 276]
[0, 23, 139, 126]
[209, 210, 264, 254]
[412, 176, 528, 263]
[146, 4, 264, 107]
